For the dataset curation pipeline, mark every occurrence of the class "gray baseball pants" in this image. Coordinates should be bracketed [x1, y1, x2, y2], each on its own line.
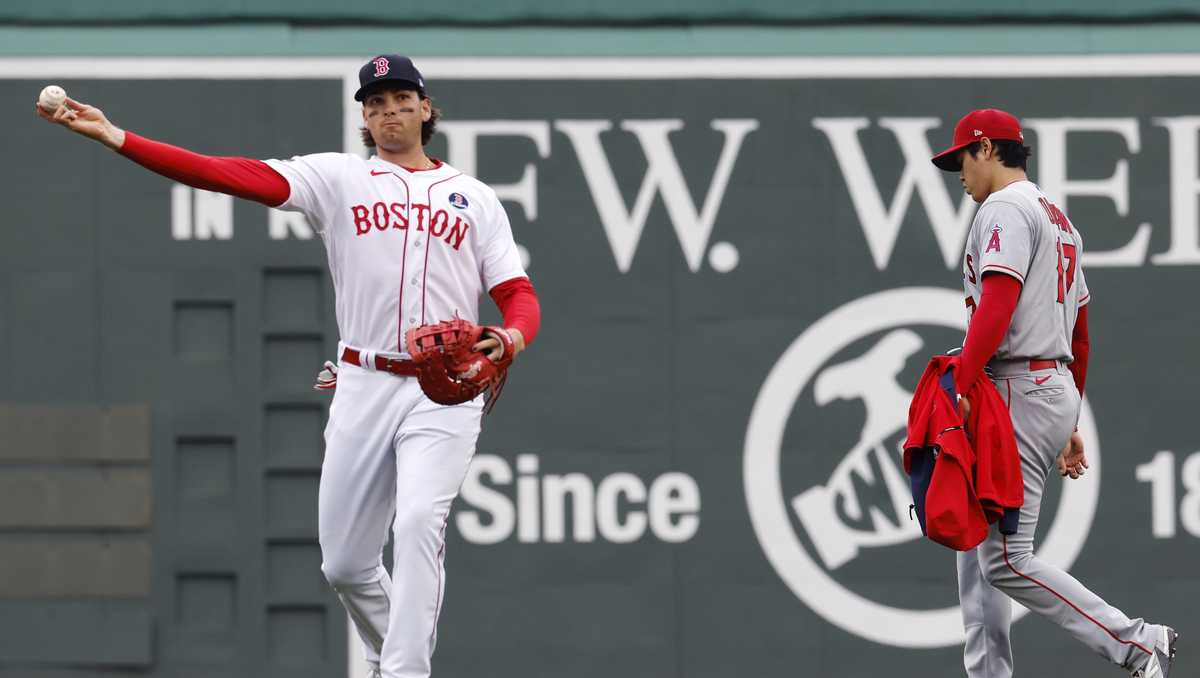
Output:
[957, 360, 1162, 677]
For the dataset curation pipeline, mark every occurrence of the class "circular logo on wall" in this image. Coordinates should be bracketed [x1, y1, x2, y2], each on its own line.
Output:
[743, 287, 1101, 648]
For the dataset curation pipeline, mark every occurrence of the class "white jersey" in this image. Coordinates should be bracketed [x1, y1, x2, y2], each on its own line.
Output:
[265, 153, 527, 354]
[962, 180, 1090, 362]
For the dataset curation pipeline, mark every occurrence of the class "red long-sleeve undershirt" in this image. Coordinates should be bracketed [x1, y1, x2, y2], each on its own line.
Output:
[121, 131, 543, 347]
[1069, 305, 1089, 396]
[118, 132, 290, 206]
[955, 273, 1091, 396]
[489, 277, 541, 346]
[954, 273, 1022, 394]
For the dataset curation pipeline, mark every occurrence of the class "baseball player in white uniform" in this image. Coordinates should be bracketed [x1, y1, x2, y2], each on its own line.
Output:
[932, 109, 1176, 678]
[36, 55, 542, 678]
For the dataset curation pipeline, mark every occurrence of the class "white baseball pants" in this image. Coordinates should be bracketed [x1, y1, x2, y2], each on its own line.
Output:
[318, 362, 483, 678]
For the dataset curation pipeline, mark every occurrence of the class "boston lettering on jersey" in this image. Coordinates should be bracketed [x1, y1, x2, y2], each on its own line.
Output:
[348, 201, 471, 250]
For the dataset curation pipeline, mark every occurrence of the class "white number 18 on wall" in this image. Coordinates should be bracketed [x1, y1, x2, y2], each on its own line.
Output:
[1136, 451, 1200, 538]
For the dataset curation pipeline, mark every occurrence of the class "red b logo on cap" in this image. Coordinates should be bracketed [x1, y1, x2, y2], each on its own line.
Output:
[373, 57, 390, 78]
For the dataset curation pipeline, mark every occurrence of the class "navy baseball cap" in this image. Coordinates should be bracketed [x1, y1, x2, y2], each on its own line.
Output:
[354, 55, 426, 102]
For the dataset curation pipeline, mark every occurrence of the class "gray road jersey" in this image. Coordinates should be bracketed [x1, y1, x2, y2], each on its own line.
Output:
[962, 180, 1090, 362]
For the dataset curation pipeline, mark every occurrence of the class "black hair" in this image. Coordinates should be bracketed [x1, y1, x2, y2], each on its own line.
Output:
[966, 139, 1031, 171]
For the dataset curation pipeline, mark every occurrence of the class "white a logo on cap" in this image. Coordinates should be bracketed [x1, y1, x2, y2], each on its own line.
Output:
[373, 57, 390, 78]
[973, 129, 983, 136]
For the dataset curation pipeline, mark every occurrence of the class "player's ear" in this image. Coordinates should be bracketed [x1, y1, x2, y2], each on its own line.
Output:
[420, 97, 431, 122]
[980, 137, 995, 161]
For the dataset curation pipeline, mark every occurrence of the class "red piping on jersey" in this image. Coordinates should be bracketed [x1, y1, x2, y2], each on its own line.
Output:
[980, 263, 1026, 283]
[386, 172, 414, 352]
[403, 158, 443, 172]
[420, 218, 433, 324]
[1003, 535, 1152, 657]
[418, 172, 463, 324]
[369, 159, 445, 177]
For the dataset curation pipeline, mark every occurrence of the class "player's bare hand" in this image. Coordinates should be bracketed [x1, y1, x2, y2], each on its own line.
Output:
[472, 328, 525, 362]
[35, 96, 126, 149]
[958, 394, 971, 422]
[1056, 431, 1088, 479]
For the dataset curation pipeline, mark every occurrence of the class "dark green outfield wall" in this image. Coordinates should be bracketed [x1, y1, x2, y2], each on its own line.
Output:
[2, 0, 1200, 24]
[2, 59, 1198, 677]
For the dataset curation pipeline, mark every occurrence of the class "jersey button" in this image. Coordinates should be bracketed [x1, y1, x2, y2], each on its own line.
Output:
[409, 316, 416, 324]
[414, 240, 423, 248]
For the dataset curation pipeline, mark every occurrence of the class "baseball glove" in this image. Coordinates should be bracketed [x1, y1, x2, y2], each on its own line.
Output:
[405, 319, 515, 412]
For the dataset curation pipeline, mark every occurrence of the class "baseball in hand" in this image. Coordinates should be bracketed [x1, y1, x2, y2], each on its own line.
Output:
[38, 85, 66, 112]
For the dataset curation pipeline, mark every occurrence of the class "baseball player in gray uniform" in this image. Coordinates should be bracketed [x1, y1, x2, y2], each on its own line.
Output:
[932, 109, 1178, 678]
